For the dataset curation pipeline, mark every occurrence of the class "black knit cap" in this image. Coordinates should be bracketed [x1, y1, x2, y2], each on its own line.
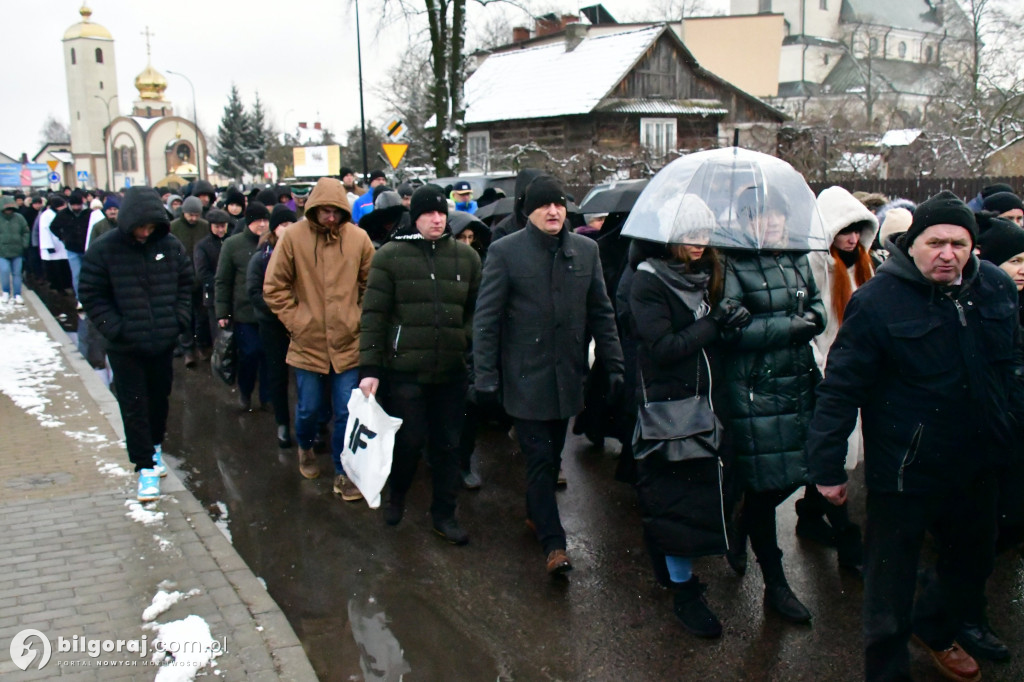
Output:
[981, 183, 1016, 199]
[523, 175, 567, 216]
[982, 191, 1023, 215]
[409, 185, 449, 223]
[69, 189, 85, 205]
[270, 203, 297, 230]
[904, 190, 977, 248]
[977, 213, 1024, 266]
[245, 201, 270, 225]
[224, 187, 246, 208]
[369, 170, 387, 182]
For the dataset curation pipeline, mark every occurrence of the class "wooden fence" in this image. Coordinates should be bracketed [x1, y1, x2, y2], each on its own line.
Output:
[806, 176, 1024, 203]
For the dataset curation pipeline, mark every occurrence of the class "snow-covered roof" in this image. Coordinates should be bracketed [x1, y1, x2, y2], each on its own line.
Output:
[879, 129, 922, 147]
[597, 98, 727, 117]
[129, 116, 161, 133]
[831, 152, 882, 173]
[50, 151, 74, 164]
[463, 26, 663, 124]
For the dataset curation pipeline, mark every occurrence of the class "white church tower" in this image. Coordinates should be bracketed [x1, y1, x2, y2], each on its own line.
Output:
[63, 4, 118, 189]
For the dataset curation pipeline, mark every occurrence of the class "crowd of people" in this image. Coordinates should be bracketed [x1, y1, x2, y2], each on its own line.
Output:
[4, 166, 1024, 682]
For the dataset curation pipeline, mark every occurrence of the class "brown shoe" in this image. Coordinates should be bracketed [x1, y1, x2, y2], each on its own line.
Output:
[334, 475, 363, 502]
[183, 350, 198, 368]
[545, 549, 573, 575]
[912, 636, 981, 682]
[298, 448, 319, 479]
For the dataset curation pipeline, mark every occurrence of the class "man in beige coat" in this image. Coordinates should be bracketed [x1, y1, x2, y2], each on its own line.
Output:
[264, 177, 375, 500]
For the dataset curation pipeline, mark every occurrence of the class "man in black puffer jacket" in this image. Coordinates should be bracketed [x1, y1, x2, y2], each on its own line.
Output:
[80, 186, 193, 502]
[359, 185, 481, 544]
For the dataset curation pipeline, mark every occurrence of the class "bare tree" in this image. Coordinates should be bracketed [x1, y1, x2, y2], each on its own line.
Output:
[39, 115, 70, 146]
[372, 45, 437, 168]
[622, 0, 721, 22]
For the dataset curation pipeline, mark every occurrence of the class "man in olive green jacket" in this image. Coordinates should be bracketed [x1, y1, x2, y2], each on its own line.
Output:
[215, 202, 269, 409]
[359, 185, 481, 543]
[171, 196, 210, 365]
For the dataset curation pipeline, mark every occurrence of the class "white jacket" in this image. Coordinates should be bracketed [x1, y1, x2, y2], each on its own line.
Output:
[38, 208, 68, 262]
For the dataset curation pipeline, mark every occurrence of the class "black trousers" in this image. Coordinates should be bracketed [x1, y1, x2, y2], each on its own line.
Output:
[258, 317, 291, 427]
[514, 418, 570, 554]
[458, 399, 479, 471]
[107, 348, 174, 472]
[384, 378, 466, 523]
[738, 486, 799, 580]
[178, 290, 207, 351]
[863, 472, 999, 681]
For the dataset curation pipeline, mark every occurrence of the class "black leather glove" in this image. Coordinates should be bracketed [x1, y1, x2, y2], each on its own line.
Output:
[708, 300, 735, 325]
[607, 373, 625, 406]
[722, 305, 751, 330]
[802, 311, 823, 332]
[476, 387, 500, 409]
[790, 314, 818, 343]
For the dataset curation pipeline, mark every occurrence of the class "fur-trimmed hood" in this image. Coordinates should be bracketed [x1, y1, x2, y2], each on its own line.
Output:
[817, 186, 879, 249]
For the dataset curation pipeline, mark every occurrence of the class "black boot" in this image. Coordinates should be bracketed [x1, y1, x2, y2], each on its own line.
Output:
[725, 506, 748, 576]
[760, 553, 812, 624]
[958, 620, 1011, 661]
[795, 496, 836, 547]
[673, 577, 722, 638]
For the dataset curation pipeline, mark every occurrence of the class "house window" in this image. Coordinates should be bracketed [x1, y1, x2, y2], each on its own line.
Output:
[925, 45, 934, 62]
[70, 48, 76, 65]
[898, 41, 907, 58]
[95, 48, 103, 63]
[823, 54, 830, 65]
[640, 118, 677, 158]
[466, 131, 490, 172]
[819, 0, 827, 9]
[99, 81, 103, 90]
[758, 0, 771, 13]
[869, 37, 879, 55]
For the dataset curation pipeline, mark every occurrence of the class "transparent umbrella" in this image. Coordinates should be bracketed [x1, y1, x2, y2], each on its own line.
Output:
[621, 147, 829, 251]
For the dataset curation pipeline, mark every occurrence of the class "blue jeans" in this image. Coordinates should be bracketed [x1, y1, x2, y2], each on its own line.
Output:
[67, 251, 83, 298]
[0, 256, 22, 296]
[294, 367, 359, 475]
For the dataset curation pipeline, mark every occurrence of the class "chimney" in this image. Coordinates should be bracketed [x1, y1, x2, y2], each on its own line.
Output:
[565, 23, 587, 52]
[512, 26, 530, 42]
[535, 13, 560, 37]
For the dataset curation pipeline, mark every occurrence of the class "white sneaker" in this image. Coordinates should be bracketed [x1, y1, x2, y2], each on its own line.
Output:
[152, 444, 167, 477]
[0, 293, 9, 305]
[13, 294, 23, 305]
[137, 469, 161, 501]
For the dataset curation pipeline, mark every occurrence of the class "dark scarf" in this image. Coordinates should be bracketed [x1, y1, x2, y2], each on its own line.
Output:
[640, 258, 711, 314]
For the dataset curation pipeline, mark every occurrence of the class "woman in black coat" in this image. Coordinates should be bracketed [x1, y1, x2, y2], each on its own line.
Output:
[628, 238, 749, 638]
[246, 205, 296, 448]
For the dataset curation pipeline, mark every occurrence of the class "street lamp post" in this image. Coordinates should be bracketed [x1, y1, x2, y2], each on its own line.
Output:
[354, 0, 369, 181]
[166, 70, 202, 180]
[94, 93, 118, 191]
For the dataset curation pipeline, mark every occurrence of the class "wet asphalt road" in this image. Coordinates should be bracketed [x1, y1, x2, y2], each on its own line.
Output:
[32, 282, 1024, 681]
[159, 358, 1024, 682]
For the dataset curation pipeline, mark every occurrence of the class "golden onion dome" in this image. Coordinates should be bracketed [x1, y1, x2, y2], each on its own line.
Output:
[135, 63, 168, 101]
[63, 5, 113, 40]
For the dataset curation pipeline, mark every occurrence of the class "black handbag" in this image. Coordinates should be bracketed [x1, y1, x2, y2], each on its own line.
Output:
[211, 327, 237, 386]
[633, 349, 721, 462]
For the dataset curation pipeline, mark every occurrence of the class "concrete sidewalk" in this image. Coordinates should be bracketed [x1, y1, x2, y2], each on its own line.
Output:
[0, 291, 318, 681]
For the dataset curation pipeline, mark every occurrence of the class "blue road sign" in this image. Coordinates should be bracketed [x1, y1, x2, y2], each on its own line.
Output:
[48, 172, 61, 184]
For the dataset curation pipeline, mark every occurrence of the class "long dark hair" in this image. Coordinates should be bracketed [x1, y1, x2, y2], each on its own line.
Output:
[629, 239, 724, 305]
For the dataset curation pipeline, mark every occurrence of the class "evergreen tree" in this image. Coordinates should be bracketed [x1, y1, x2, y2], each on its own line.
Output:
[244, 92, 271, 176]
[214, 84, 249, 179]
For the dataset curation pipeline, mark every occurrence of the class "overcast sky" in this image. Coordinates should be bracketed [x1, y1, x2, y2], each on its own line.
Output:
[3, 0, 728, 160]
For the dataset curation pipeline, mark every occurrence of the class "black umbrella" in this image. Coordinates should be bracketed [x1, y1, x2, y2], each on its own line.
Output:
[579, 182, 649, 214]
[475, 196, 515, 221]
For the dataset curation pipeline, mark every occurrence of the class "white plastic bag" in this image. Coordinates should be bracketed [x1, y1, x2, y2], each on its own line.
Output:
[340, 389, 403, 509]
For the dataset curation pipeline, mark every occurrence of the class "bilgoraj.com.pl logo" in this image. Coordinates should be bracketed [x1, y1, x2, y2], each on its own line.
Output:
[8, 627, 226, 670]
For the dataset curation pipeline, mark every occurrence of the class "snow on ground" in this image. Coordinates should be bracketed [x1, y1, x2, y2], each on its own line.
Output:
[97, 459, 132, 477]
[153, 534, 174, 552]
[142, 588, 202, 622]
[147, 614, 221, 681]
[125, 499, 166, 525]
[0, 315, 64, 423]
[211, 501, 231, 543]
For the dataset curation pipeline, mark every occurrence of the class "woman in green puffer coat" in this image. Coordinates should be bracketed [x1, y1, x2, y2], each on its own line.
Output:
[0, 196, 30, 303]
[719, 188, 825, 625]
